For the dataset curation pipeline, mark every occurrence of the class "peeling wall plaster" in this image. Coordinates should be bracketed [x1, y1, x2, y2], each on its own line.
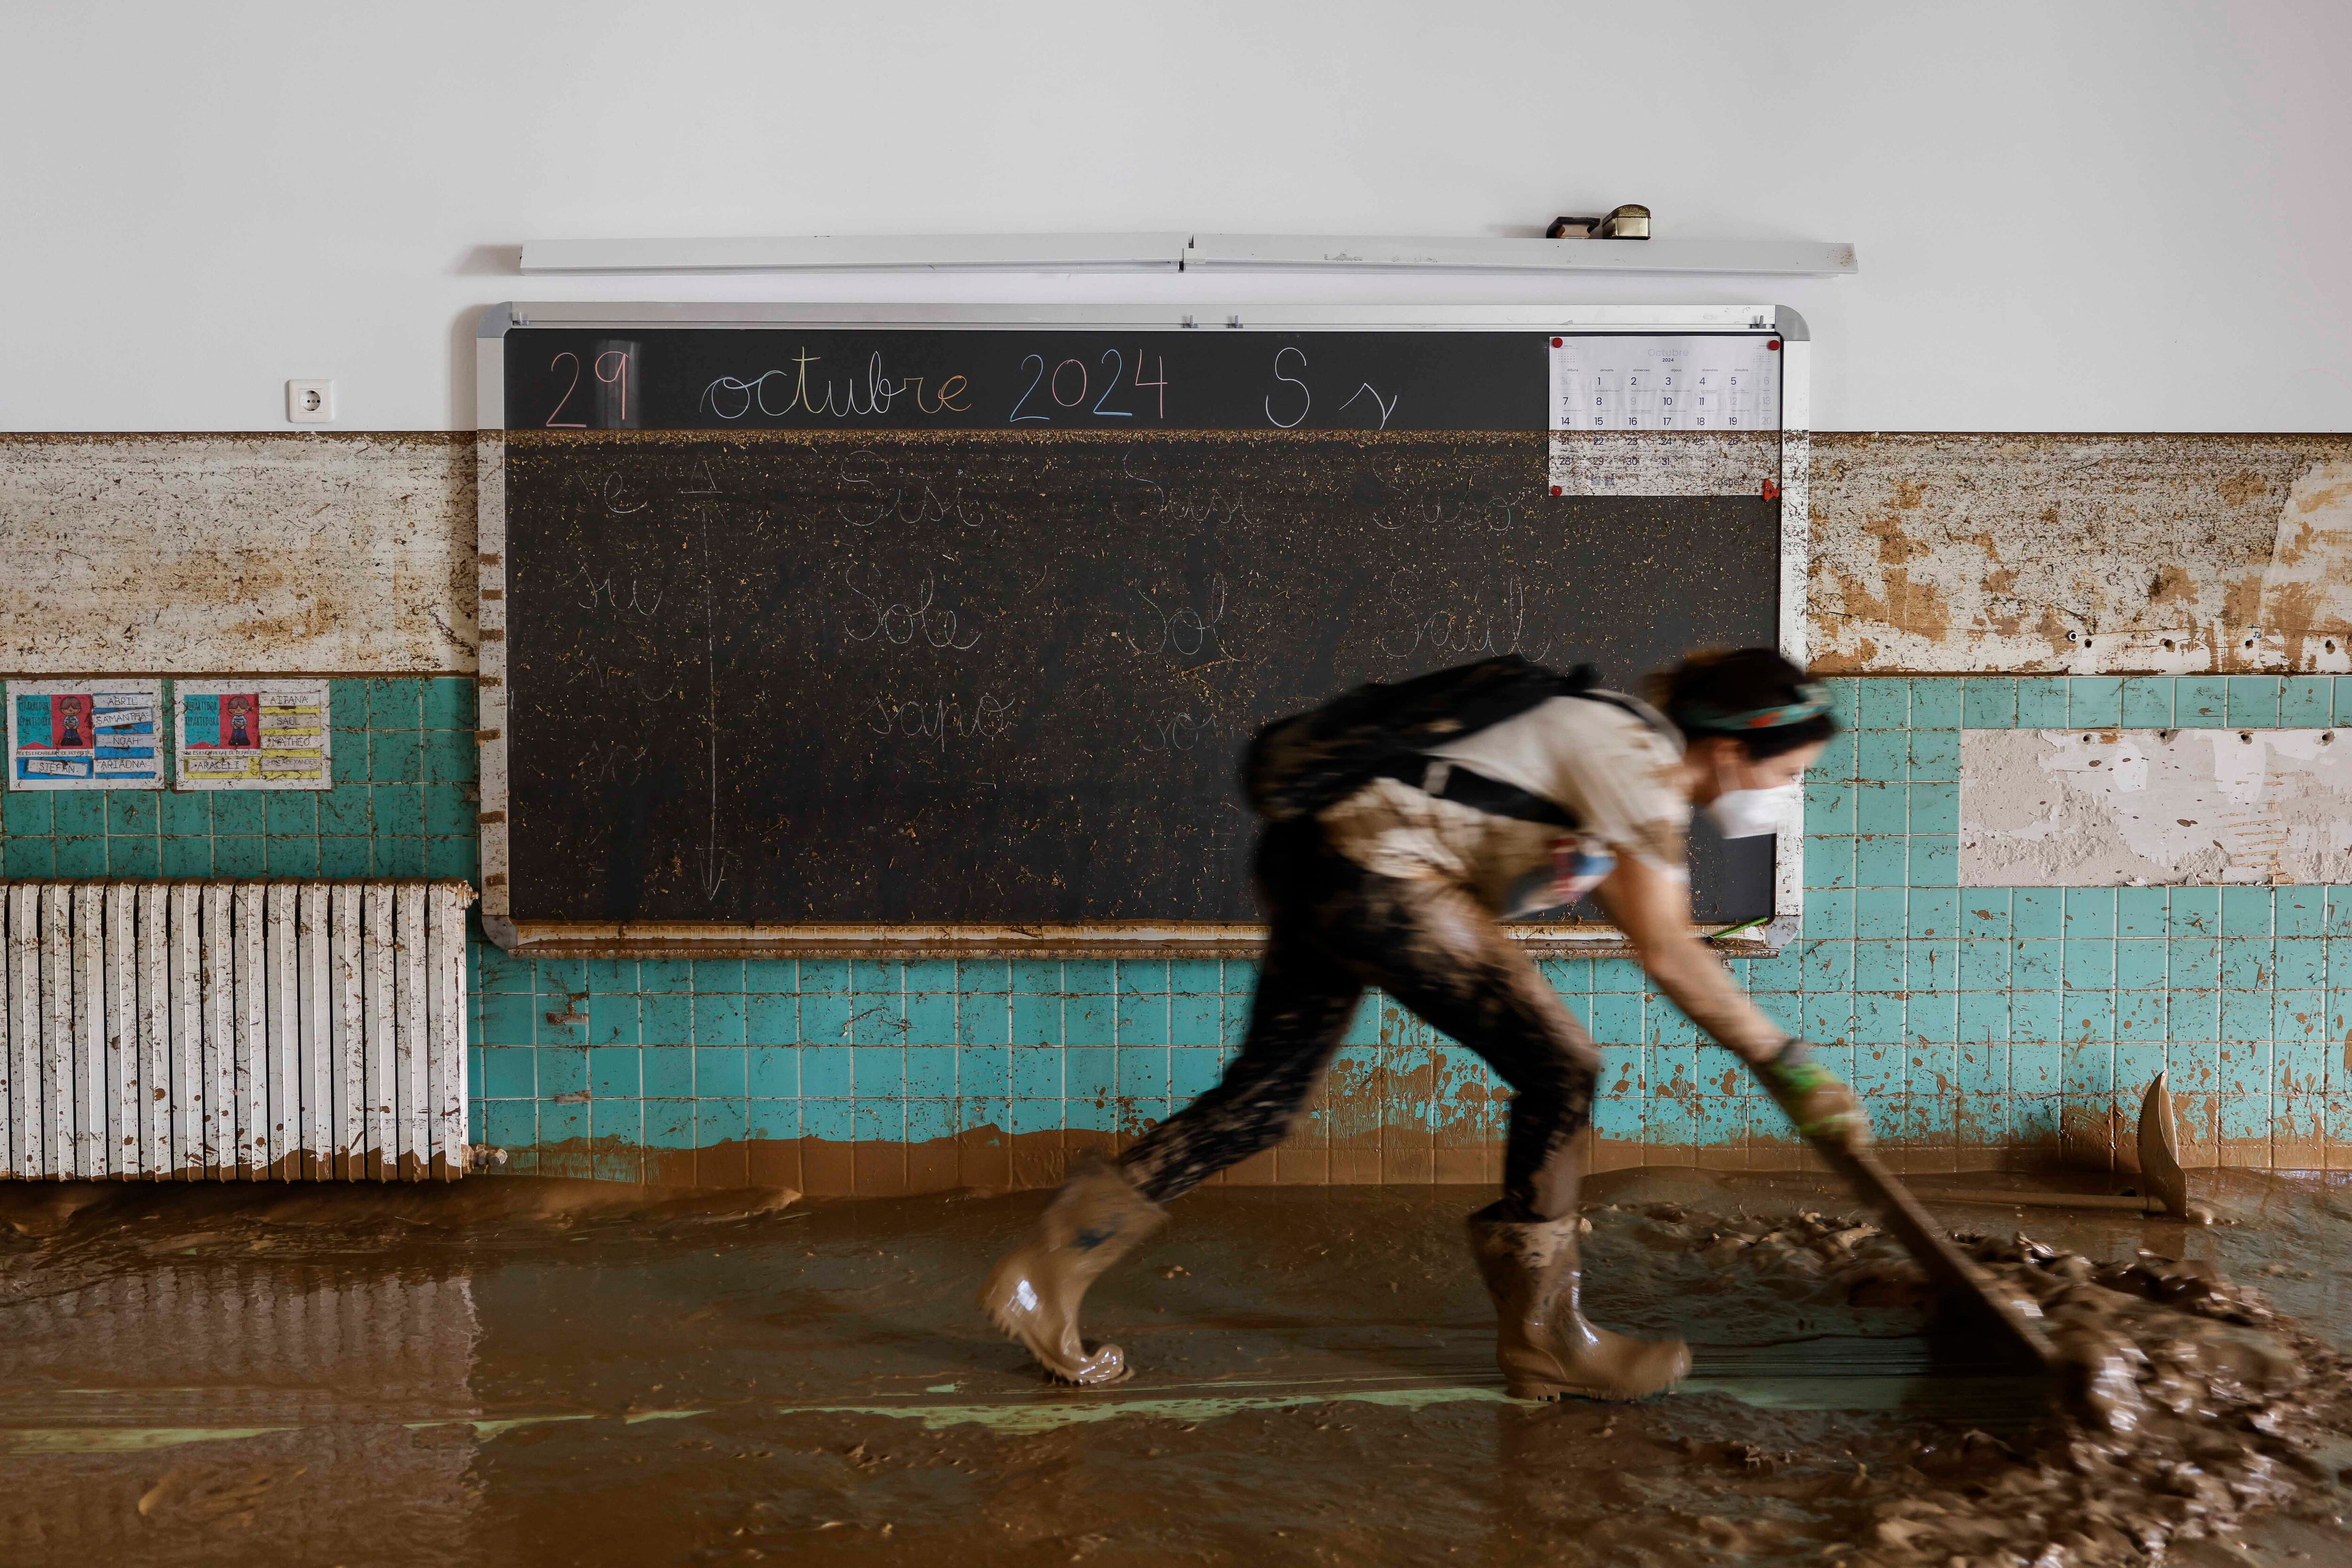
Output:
[1960, 728, 2352, 887]
[2258, 461, 2352, 668]
[0, 435, 475, 674]
[1812, 437, 2352, 675]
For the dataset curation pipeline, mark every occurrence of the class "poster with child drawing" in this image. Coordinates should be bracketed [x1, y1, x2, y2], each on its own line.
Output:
[175, 680, 332, 790]
[7, 679, 163, 789]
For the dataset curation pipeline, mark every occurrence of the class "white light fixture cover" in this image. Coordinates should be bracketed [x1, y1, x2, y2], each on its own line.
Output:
[519, 233, 1858, 277]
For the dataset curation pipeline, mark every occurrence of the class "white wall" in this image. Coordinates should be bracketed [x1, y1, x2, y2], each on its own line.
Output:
[5, 0, 2347, 433]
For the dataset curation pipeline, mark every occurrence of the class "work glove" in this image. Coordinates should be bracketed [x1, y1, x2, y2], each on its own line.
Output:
[1753, 1040, 1872, 1151]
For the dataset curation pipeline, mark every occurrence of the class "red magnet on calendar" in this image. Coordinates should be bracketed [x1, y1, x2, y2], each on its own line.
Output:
[1762, 479, 1782, 501]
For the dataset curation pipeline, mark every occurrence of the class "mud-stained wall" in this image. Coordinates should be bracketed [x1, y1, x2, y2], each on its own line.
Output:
[1961, 729, 2352, 887]
[1812, 437, 2352, 675]
[0, 435, 476, 674]
[9, 432, 2352, 680]
[6, 432, 2352, 1185]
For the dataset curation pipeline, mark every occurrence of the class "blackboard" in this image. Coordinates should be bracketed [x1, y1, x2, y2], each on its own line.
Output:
[477, 310, 1800, 953]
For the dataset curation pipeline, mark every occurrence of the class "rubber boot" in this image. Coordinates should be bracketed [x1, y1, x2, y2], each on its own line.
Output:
[979, 1161, 1166, 1386]
[1467, 1203, 1691, 1401]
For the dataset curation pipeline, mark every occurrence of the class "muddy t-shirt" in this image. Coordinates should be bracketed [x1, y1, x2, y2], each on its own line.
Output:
[1319, 693, 1690, 917]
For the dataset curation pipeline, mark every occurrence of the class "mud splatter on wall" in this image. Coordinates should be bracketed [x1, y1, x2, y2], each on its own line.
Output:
[0, 435, 476, 674]
[8, 432, 2350, 681]
[4, 433, 2352, 1183]
[1812, 436, 2352, 674]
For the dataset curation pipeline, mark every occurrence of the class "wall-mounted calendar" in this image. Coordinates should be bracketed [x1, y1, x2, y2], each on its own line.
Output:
[1548, 334, 1782, 432]
[1545, 333, 1784, 498]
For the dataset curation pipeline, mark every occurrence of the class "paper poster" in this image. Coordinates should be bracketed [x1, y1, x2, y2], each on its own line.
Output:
[175, 680, 332, 790]
[8, 678, 164, 789]
[1546, 334, 1783, 498]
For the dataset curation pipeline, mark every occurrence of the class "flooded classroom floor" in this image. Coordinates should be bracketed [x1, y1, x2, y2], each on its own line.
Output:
[4, 1169, 2352, 1567]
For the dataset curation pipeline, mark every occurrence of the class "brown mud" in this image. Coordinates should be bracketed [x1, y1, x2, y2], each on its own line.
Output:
[3, 1169, 2350, 1566]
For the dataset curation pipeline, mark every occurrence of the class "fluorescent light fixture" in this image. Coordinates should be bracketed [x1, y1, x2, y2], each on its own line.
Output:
[1183, 234, 1857, 276]
[521, 233, 1191, 274]
[519, 233, 1858, 277]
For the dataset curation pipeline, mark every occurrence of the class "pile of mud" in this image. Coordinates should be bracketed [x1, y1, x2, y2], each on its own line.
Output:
[1603, 1202, 2352, 1567]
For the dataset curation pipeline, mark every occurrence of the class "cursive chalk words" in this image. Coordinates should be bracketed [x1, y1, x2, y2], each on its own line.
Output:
[1140, 708, 1225, 757]
[1116, 452, 1252, 527]
[581, 736, 650, 783]
[1263, 347, 1401, 431]
[867, 692, 1019, 748]
[1129, 577, 1231, 663]
[1378, 573, 1552, 662]
[573, 559, 666, 616]
[699, 350, 971, 422]
[842, 568, 983, 652]
[836, 450, 995, 531]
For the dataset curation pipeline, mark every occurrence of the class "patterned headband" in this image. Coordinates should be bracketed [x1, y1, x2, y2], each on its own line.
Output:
[1676, 681, 1834, 733]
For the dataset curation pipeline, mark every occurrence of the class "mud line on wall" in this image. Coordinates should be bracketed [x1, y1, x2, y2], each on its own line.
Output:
[1811, 436, 2352, 674]
[8, 430, 2351, 680]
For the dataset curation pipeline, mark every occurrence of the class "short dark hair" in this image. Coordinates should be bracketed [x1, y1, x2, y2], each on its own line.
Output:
[1647, 647, 1840, 761]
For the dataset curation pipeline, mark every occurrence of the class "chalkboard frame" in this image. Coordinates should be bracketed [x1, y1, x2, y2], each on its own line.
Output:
[473, 302, 1812, 958]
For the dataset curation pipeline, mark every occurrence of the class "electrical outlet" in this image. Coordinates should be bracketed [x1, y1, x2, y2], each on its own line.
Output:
[286, 379, 335, 423]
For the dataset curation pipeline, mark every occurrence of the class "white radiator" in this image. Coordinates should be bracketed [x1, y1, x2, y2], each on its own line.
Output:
[0, 880, 473, 1181]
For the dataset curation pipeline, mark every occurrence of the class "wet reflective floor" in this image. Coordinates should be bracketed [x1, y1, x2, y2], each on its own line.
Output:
[3, 1169, 2351, 1566]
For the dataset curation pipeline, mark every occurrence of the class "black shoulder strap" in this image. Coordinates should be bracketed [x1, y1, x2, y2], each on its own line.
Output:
[1562, 684, 1678, 742]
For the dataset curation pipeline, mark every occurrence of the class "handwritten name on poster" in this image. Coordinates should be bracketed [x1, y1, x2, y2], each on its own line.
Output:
[175, 680, 332, 790]
[8, 679, 164, 790]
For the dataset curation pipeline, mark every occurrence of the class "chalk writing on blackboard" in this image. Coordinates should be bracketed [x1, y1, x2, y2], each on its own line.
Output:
[842, 570, 984, 652]
[1265, 346, 1311, 428]
[839, 451, 995, 531]
[866, 693, 1019, 747]
[1338, 381, 1401, 429]
[1128, 579, 1231, 662]
[1378, 574, 1554, 663]
[493, 326, 1784, 929]
[1012, 349, 1176, 425]
[699, 352, 973, 422]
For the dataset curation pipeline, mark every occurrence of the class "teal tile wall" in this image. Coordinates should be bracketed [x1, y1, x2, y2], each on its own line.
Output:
[6, 673, 2351, 1176]
[1797, 675, 2352, 1170]
[0, 678, 477, 882]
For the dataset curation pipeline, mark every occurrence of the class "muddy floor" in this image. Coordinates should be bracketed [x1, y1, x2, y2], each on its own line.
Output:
[3, 1169, 2351, 1567]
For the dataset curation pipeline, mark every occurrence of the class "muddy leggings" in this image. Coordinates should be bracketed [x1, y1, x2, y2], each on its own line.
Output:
[1119, 820, 1599, 1223]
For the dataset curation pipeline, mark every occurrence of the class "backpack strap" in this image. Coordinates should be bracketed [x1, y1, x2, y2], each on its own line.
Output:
[1563, 685, 1683, 749]
[1360, 676, 1672, 830]
[1365, 756, 1578, 828]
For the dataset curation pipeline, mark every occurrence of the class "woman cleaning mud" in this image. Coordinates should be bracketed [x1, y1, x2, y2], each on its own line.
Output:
[982, 647, 1872, 1399]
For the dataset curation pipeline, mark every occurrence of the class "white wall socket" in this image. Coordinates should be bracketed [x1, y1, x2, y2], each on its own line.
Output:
[286, 379, 335, 423]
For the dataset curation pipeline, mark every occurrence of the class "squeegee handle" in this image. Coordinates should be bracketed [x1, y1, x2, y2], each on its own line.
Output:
[1812, 1140, 2061, 1371]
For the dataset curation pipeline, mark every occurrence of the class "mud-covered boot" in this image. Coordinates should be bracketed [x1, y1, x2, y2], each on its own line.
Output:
[1467, 1203, 1690, 1401]
[979, 1161, 1167, 1386]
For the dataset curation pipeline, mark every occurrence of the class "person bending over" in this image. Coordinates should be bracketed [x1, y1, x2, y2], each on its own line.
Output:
[980, 648, 1870, 1400]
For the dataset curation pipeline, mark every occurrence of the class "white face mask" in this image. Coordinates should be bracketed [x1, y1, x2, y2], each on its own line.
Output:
[1706, 781, 1798, 839]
